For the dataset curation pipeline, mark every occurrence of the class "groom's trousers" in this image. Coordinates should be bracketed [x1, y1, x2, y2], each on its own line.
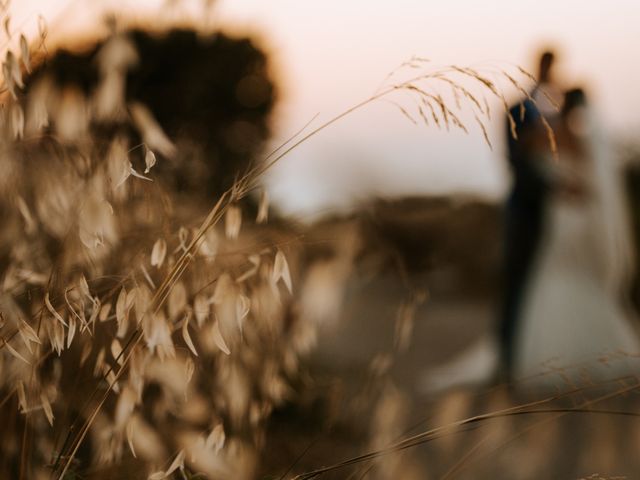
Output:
[498, 197, 546, 380]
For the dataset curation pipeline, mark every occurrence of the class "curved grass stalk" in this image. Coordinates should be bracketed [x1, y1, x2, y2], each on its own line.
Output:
[46, 62, 534, 478]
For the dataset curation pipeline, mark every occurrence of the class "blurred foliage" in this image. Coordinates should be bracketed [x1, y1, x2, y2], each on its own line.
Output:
[621, 142, 640, 310]
[26, 27, 276, 198]
[0, 25, 305, 480]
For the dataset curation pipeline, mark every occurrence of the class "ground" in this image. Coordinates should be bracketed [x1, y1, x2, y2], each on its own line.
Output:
[259, 237, 640, 480]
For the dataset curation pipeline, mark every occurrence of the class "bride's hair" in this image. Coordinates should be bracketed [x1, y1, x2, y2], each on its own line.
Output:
[562, 88, 587, 117]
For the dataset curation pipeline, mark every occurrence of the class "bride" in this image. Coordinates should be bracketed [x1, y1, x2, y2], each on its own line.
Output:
[513, 88, 640, 390]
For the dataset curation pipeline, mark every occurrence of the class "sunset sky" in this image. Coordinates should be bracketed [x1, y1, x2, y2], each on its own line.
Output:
[9, 0, 640, 217]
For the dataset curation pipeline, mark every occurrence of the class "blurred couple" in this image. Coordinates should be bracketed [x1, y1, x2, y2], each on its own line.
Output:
[423, 50, 640, 393]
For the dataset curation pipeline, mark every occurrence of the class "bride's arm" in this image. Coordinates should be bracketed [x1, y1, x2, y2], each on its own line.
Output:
[534, 150, 591, 202]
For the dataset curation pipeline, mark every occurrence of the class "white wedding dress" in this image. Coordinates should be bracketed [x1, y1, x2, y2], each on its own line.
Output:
[418, 110, 640, 396]
[513, 113, 640, 391]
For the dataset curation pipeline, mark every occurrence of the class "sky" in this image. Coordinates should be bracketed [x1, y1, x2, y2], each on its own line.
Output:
[7, 0, 640, 217]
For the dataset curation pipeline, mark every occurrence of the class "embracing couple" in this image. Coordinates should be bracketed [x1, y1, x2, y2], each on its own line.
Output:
[424, 50, 640, 393]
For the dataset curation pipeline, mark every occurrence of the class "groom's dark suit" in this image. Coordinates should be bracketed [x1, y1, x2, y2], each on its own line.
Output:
[498, 96, 552, 379]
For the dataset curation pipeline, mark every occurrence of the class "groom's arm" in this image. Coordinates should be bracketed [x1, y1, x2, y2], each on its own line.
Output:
[506, 101, 553, 202]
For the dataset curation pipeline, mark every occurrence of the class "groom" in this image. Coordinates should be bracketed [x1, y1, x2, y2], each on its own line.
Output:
[497, 50, 561, 382]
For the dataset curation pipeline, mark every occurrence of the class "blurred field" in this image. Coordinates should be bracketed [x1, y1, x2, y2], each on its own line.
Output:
[257, 196, 640, 479]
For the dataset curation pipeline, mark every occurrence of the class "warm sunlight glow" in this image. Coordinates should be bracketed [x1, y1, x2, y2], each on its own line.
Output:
[12, 0, 640, 215]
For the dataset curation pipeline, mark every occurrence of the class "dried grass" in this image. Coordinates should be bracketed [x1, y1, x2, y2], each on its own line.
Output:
[0, 10, 554, 480]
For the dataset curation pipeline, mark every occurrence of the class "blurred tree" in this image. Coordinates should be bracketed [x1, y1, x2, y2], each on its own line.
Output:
[25, 27, 277, 199]
[622, 144, 640, 311]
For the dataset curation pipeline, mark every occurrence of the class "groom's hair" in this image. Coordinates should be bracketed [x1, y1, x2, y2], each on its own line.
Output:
[538, 51, 555, 83]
